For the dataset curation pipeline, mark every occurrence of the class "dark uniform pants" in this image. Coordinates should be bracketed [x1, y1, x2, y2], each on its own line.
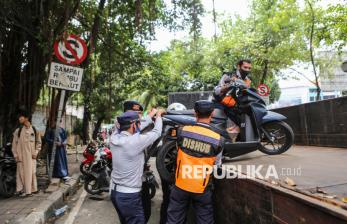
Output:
[111, 190, 145, 224]
[167, 186, 214, 224]
[160, 178, 172, 224]
[214, 101, 240, 125]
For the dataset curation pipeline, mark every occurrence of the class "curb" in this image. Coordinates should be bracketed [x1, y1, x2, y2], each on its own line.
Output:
[20, 173, 81, 224]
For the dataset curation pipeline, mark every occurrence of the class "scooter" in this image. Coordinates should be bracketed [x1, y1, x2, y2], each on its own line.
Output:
[156, 79, 294, 183]
[0, 143, 16, 198]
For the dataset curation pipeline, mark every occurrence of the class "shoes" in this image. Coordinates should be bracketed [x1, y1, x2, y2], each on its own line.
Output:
[14, 191, 23, 196]
[62, 176, 72, 182]
[18, 192, 34, 197]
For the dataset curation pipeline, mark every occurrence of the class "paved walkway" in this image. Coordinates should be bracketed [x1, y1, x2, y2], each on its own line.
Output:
[0, 153, 81, 223]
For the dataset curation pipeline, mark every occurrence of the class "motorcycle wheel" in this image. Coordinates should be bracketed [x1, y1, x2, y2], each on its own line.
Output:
[156, 140, 177, 184]
[84, 176, 102, 195]
[80, 163, 90, 176]
[259, 121, 294, 155]
[0, 168, 16, 198]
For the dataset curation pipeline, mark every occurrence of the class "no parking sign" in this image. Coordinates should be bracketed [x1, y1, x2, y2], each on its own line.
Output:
[53, 34, 87, 65]
[257, 84, 270, 96]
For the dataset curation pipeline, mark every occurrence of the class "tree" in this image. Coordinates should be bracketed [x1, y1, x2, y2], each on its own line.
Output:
[0, 0, 80, 142]
[301, 0, 347, 100]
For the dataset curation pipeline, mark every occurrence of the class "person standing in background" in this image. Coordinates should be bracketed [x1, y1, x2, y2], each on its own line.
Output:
[12, 111, 42, 197]
[45, 120, 70, 182]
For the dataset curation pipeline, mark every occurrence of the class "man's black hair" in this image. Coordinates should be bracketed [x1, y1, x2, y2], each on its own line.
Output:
[237, 59, 252, 67]
[196, 111, 213, 119]
[119, 123, 132, 132]
[123, 100, 143, 112]
[18, 110, 31, 121]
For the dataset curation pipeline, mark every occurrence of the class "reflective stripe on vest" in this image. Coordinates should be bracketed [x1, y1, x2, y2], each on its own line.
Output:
[175, 125, 221, 193]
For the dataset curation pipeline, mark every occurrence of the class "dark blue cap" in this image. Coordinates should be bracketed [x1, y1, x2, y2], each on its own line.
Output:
[194, 100, 214, 114]
[117, 111, 140, 125]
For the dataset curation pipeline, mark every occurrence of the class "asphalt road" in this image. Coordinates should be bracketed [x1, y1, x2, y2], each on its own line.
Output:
[56, 158, 162, 224]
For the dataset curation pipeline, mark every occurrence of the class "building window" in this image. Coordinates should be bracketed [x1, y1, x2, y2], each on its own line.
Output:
[323, 95, 335, 100]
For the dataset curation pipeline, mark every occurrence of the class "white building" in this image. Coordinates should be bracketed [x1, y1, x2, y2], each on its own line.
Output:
[270, 58, 345, 108]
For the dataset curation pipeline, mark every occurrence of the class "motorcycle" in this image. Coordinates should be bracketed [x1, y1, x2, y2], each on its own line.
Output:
[83, 137, 160, 200]
[0, 143, 16, 198]
[83, 145, 113, 195]
[80, 141, 109, 176]
[156, 79, 294, 183]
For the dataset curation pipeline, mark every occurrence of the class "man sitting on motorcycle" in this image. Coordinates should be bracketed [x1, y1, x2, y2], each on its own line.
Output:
[213, 59, 252, 128]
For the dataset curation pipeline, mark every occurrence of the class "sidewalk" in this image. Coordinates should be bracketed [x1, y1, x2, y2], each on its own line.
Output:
[0, 149, 83, 224]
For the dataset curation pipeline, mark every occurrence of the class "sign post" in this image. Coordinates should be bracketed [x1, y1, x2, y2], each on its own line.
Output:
[48, 34, 87, 181]
[257, 84, 271, 105]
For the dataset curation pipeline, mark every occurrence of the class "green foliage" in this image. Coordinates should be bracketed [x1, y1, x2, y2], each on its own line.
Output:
[1, 0, 346, 137]
[72, 119, 83, 137]
[145, 0, 346, 105]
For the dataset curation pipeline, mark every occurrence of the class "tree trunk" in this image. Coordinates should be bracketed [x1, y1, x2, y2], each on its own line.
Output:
[212, 0, 217, 41]
[92, 117, 104, 140]
[0, 0, 80, 143]
[80, 0, 106, 143]
[261, 59, 269, 84]
[307, 0, 321, 101]
[82, 103, 91, 144]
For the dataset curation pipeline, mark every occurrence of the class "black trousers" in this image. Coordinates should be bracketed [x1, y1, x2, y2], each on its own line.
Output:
[214, 101, 240, 125]
[159, 178, 172, 224]
[167, 186, 214, 224]
[110, 190, 145, 224]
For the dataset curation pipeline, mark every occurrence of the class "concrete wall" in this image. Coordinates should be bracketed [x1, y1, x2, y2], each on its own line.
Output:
[214, 178, 347, 224]
[32, 105, 79, 134]
[272, 96, 347, 148]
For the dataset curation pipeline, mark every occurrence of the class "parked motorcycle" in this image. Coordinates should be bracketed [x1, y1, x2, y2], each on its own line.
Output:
[82, 138, 160, 200]
[0, 143, 16, 198]
[80, 141, 109, 176]
[83, 144, 112, 195]
[156, 79, 294, 183]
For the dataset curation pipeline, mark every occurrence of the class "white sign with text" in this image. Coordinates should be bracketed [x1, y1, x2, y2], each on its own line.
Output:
[48, 62, 83, 91]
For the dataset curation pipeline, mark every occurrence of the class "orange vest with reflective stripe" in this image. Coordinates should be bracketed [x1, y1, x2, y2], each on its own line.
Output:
[175, 124, 223, 193]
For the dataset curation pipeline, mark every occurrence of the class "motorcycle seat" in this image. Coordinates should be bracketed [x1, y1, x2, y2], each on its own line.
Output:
[167, 109, 195, 115]
[166, 110, 227, 120]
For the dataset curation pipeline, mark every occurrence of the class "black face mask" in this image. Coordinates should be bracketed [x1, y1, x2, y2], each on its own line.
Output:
[239, 69, 250, 79]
